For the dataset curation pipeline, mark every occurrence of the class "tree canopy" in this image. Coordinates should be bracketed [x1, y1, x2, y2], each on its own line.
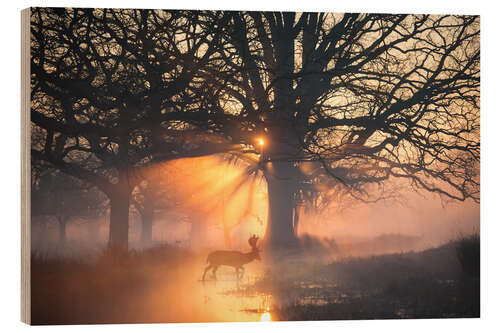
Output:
[198, 13, 480, 202]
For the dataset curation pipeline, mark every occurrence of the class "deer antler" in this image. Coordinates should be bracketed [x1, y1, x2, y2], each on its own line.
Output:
[248, 234, 259, 249]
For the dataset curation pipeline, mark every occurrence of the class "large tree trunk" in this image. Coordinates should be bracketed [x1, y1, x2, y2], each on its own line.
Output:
[263, 159, 300, 254]
[261, 31, 301, 254]
[108, 181, 131, 252]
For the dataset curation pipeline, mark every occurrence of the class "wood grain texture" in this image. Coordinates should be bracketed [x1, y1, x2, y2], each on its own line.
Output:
[21, 7, 31, 325]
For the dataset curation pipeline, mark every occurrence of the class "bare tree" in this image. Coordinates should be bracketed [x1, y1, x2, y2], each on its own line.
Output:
[30, 8, 230, 250]
[193, 13, 480, 252]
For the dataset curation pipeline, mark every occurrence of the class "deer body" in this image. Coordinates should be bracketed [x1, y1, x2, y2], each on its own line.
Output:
[202, 235, 260, 281]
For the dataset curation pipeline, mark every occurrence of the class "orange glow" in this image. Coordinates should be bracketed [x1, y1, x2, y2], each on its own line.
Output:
[260, 311, 272, 321]
[145, 155, 268, 248]
[257, 138, 265, 146]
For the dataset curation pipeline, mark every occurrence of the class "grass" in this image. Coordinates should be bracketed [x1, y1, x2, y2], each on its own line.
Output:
[31, 244, 196, 325]
[30, 237, 480, 324]
[244, 241, 479, 321]
[455, 232, 480, 278]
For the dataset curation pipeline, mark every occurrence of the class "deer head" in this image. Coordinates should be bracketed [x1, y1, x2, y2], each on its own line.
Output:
[248, 235, 261, 260]
[248, 234, 259, 249]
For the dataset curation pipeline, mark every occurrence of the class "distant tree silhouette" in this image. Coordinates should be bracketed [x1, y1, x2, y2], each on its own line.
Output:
[130, 170, 183, 245]
[130, 180, 158, 245]
[31, 167, 107, 243]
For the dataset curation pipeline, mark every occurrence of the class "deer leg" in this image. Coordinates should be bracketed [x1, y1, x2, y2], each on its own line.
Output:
[202, 265, 212, 281]
[212, 266, 219, 280]
[235, 267, 244, 280]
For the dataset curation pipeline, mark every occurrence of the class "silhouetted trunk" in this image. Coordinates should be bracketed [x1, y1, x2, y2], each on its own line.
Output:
[57, 215, 69, 244]
[263, 158, 300, 253]
[293, 205, 300, 236]
[261, 31, 301, 253]
[108, 180, 131, 252]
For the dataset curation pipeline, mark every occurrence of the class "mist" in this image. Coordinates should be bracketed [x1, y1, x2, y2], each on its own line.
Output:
[299, 188, 479, 255]
[31, 156, 479, 260]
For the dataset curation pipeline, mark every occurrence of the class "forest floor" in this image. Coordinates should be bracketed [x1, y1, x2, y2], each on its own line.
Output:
[30, 239, 479, 324]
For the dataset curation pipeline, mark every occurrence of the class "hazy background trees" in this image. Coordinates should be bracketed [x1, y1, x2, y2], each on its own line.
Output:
[31, 164, 107, 246]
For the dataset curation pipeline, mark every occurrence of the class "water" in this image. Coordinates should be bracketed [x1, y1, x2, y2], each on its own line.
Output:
[196, 271, 273, 322]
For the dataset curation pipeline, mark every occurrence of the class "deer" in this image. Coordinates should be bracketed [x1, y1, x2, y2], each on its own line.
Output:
[202, 235, 261, 281]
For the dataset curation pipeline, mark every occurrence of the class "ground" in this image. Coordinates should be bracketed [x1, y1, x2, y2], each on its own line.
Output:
[30, 240, 479, 324]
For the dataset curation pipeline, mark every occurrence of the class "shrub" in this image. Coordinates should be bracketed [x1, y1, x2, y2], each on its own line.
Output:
[455, 233, 480, 278]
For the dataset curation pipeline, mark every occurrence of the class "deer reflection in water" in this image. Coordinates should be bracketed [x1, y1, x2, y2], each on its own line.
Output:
[202, 235, 261, 281]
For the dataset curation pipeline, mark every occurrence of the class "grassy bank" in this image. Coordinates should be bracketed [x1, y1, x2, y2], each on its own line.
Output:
[264, 238, 480, 320]
[31, 245, 196, 324]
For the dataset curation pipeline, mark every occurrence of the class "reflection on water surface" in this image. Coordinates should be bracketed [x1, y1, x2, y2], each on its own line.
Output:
[198, 271, 273, 322]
